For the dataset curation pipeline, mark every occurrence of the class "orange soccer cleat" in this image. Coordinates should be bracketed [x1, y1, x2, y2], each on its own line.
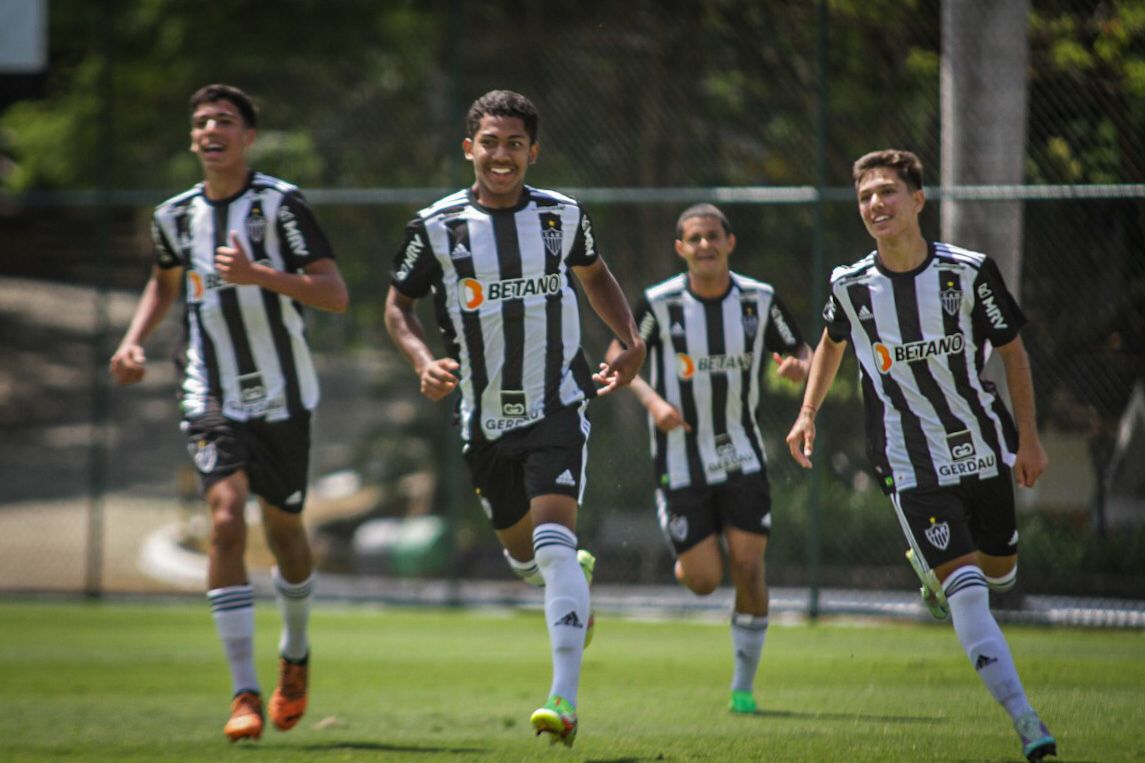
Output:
[224, 691, 264, 741]
[268, 656, 309, 731]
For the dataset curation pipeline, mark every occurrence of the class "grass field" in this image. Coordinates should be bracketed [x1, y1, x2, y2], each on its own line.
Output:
[1, 600, 1142, 762]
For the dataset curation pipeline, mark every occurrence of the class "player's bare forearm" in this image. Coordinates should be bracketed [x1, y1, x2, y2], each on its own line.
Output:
[384, 287, 459, 401]
[215, 232, 348, 312]
[785, 330, 846, 467]
[575, 259, 642, 349]
[109, 267, 180, 385]
[997, 335, 1048, 486]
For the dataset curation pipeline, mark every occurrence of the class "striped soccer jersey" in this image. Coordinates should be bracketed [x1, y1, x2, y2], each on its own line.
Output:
[151, 172, 334, 422]
[390, 186, 600, 443]
[635, 272, 804, 489]
[824, 241, 1026, 493]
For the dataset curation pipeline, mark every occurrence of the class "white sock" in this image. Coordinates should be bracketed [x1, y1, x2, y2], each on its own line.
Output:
[208, 585, 259, 695]
[945, 566, 1033, 721]
[503, 548, 545, 587]
[534, 523, 589, 707]
[272, 566, 314, 662]
[730, 613, 768, 693]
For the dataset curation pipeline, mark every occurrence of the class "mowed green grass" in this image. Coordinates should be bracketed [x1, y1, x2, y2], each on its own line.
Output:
[1, 600, 1142, 762]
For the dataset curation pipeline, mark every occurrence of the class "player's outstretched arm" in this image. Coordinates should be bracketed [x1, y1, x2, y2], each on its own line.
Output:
[574, 259, 645, 395]
[109, 266, 181, 386]
[604, 339, 691, 433]
[785, 329, 847, 468]
[996, 335, 1048, 488]
[215, 231, 349, 313]
[384, 286, 458, 402]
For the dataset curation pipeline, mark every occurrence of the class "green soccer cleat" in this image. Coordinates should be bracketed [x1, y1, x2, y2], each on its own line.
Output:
[577, 549, 596, 648]
[728, 690, 758, 714]
[530, 695, 578, 747]
[1015, 710, 1057, 762]
[905, 549, 950, 621]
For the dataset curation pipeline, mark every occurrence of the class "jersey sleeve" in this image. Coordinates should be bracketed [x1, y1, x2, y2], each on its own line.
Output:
[823, 289, 852, 343]
[565, 208, 602, 268]
[276, 191, 334, 270]
[390, 218, 438, 299]
[150, 216, 181, 270]
[970, 256, 1026, 346]
[762, 293, 804, 354]
[634, 295, 660, 350]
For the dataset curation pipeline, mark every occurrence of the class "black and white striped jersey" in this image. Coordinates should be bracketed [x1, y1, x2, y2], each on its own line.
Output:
[151, 172, 334, 422]
[824, 241, 1025, 494]
[635, 272, 804, 489]
[390, 186, 600, 443]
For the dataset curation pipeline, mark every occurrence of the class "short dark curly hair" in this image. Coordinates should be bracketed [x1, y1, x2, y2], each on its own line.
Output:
[465, 90, 539, 143]
[189, 84, 258, 129]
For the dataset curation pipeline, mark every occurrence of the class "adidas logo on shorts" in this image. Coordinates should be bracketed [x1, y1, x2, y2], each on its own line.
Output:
[555, 469, 576, 487]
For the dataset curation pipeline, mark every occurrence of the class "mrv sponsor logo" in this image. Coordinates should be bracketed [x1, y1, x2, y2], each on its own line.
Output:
[460, 274, 563, 311]
[872, 333, 964, 374]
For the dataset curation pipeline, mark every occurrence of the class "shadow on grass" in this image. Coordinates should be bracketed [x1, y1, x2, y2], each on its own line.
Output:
[291, 741, 487, 754]
[742, 708, 936, 724]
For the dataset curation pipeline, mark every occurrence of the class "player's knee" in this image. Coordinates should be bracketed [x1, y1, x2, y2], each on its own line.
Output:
[679, 567, 721, 595]
[727, 555, 763, 587]
[985, 565, 1017, 592]
[210, 512, 246, 553]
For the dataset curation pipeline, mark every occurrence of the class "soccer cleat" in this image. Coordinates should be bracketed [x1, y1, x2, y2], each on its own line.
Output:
[531, 695, 578, 747]
[728, 690, 758, 714]
[224, 691, 264, 741]
[1014, 710, 1057, 762]
[905, 549, 950, 621]
[268, 655, 309, 731]
[577, 549, 597, 648]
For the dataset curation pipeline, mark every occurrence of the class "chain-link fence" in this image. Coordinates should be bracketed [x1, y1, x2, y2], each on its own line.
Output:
[1, 1, 1142, 619]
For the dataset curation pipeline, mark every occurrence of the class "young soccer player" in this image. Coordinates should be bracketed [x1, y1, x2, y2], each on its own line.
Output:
[383, 89, 645, 746]
[109, 84, 348, 742]
[785, 149, 1056, 762]
[606, 204, 810, 714]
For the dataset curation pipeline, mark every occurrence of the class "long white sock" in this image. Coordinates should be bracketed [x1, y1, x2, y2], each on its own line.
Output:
[944, 566, 1033, 721]
[208, 585, 259, 695]
[503, 548, 545, 587]
[730, 613, 768, 693]
[272, 566, 314, 661]
[534, 523, 589, 707]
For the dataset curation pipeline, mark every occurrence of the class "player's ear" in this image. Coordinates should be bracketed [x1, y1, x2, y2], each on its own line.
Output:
[462, 137, 475, 161]
[727, 233, 737, 255]
[675, 238, 686, 258]
[528, 141, 540, 165]
[242, 128, 257, 148]
[913, 188, 926, 214]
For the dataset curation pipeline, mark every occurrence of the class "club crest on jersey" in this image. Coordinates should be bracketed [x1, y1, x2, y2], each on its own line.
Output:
[246, 208, 266, 243]
[941, 286, 962, 317]
[924, 520, 951, 550]
[872, 333, 964, 374]
[741, 304, 759, 338]
[541, 216, 563, 257]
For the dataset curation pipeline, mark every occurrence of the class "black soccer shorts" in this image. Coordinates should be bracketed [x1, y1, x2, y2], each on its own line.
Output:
[461, 403, 589, 530]
[655, 469, 772, 555]
[182, 403, 311, 513]
[892, 466, 1018, 569]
